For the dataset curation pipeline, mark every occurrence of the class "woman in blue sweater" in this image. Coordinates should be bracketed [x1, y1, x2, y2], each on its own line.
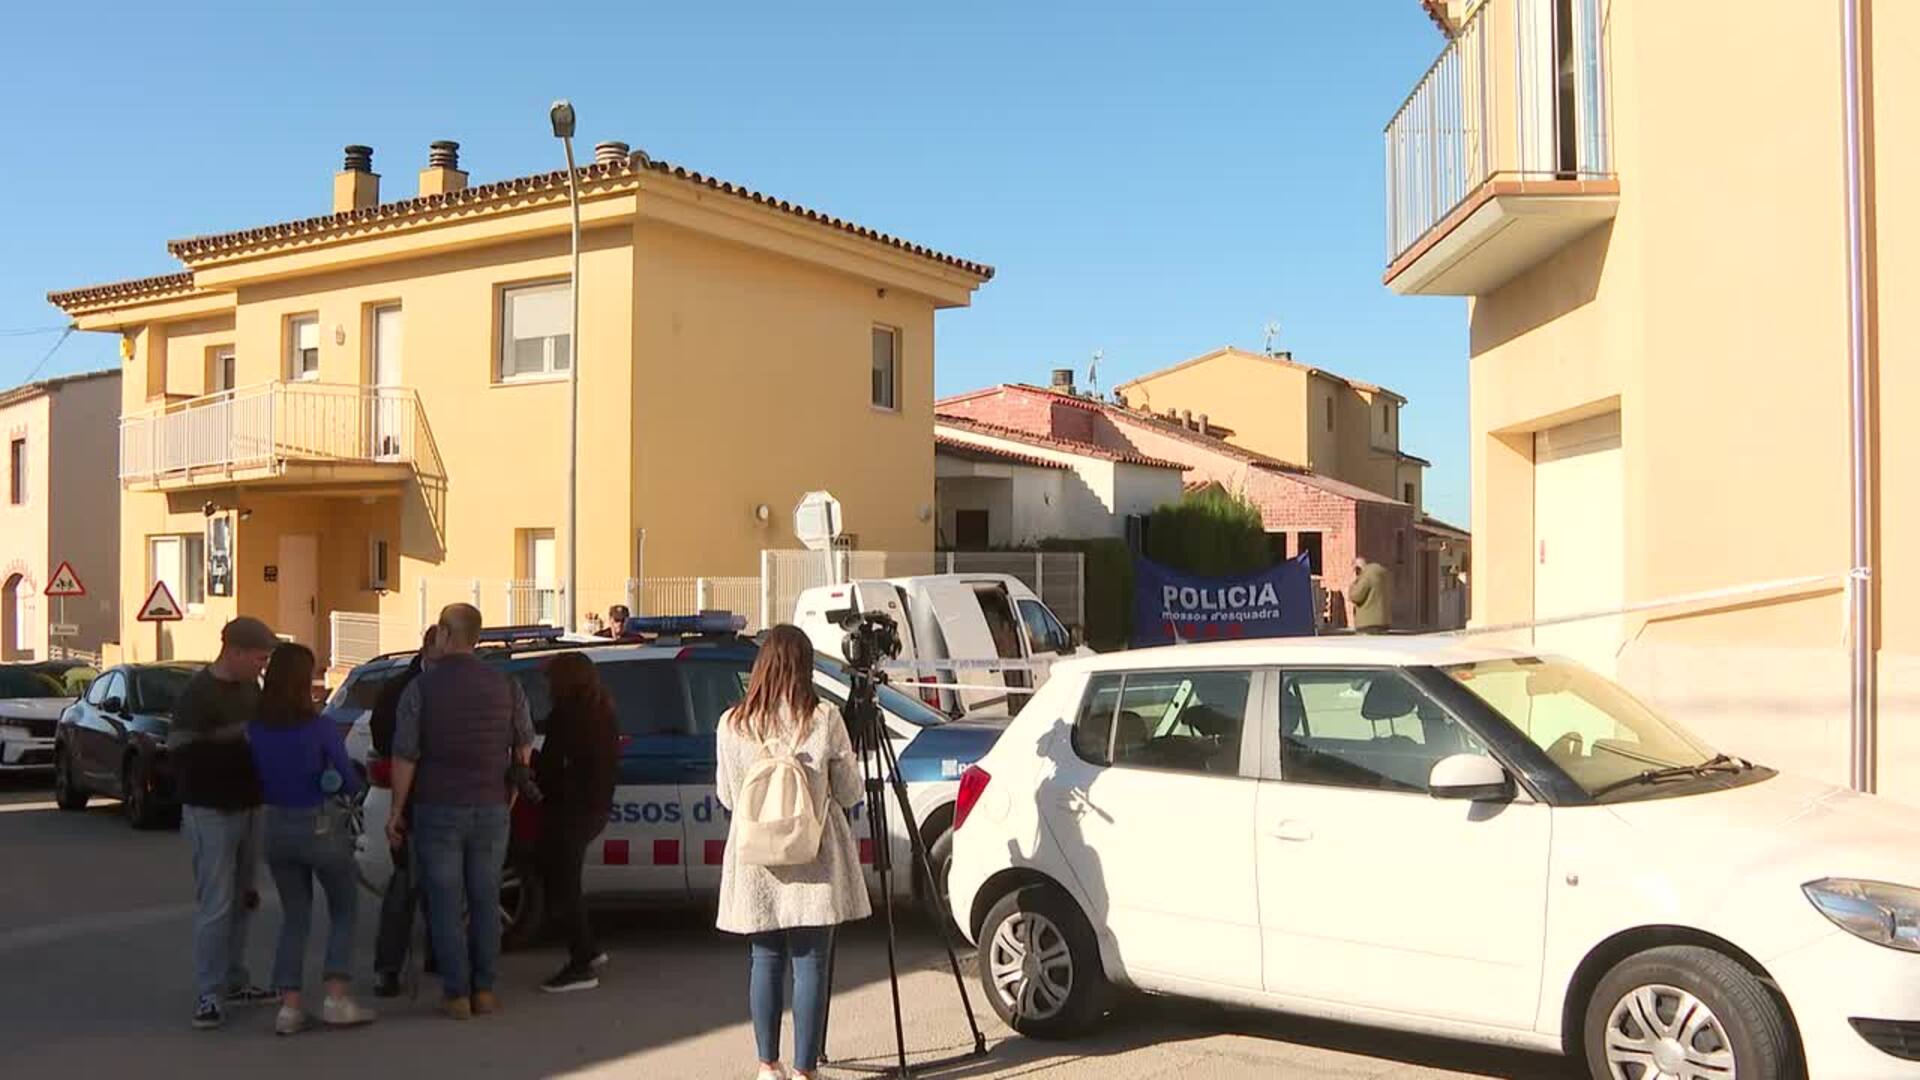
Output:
[249, 643, 376, 1035]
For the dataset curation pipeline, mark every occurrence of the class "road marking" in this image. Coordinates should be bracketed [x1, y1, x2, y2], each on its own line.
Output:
[0, 903, 197, 955]
[0, 800, 60, 814]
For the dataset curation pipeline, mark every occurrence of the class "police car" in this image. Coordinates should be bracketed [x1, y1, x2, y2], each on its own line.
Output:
[351, 615, 1005, 941]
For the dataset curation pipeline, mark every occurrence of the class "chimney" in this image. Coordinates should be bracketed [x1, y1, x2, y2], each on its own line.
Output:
[1181, 409, 1194, 430]
[594, 140, 630, 166]
[333, 145, 380, 212]
[418, 140, 468, 197]
[1050, 367, 1076, 394]
[1198, 413, 1210, 436]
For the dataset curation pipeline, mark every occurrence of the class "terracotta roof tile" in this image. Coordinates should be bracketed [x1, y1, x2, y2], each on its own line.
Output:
[936, 416, 1188, 471]
[163, 155, 993, 280]
[935, 435, 1069, 471]
[46, 271, 197, 310]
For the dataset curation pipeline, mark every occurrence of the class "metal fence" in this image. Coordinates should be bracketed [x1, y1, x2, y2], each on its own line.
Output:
[758, 550, 1086, 631]
[1384, 0, 1612, 262]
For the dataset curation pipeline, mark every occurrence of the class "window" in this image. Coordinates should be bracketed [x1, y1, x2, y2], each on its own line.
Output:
[500, 282, 572, 380]
[1396, 531, 1407, 565]
[682, 660, 753, 735]
[339, 667, 401, 712]
[954, 509, 989, 549]
[1267, 532, 1289, 562]
[133, 667, 195, 713]
[96, 671, 127, 709]
[368, 536, 392, 591]
[1279, 669, 1488, 793]
[288, 316, 320, 381]
[599, 659, 692, 736]
[516, 528, 557, 624]
[1125, 513, 1150, 553]
[1382, 405, 1391, 434]
[1325, 397, 1334, 432]
[1296, 531, 1324, 575]
[1071, 670, 1251, 775]
[1403, 482, 1415, 505]
[7, 437, 22, 505]
[149, 534, 206, 608]
[871, 325, 899, 410]
[211, 346, 236, 392]
[1017, 599, 1071, 656]
[85, 670, 115, 706]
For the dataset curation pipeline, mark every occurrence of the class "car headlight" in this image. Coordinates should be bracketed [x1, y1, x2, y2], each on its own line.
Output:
[1803, 878, 1920, 952]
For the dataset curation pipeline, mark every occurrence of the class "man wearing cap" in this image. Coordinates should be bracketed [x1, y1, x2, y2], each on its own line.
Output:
[169, 616, 279, 1029]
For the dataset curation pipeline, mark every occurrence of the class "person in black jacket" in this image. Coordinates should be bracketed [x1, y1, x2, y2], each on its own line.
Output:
[534, 652, 619, 993]
[370, 626, 441, 998]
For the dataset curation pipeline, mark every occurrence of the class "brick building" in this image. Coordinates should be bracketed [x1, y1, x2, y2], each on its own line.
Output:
[936, 379, 1469, 629]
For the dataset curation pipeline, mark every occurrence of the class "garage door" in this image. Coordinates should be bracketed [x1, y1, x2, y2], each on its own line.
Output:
[1533, 412, 1623, 675]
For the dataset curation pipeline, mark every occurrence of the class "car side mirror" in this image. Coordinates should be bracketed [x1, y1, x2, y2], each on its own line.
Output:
[1428, 753, 1514, 801]
[1068, 625, 1086, 650]
[102, 696, 125, 715]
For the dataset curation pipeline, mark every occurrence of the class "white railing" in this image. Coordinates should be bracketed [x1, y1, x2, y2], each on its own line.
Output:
[328, 611, 395, 671]
[1385, 0, 1612, 263]
[120, 381, 428, 484]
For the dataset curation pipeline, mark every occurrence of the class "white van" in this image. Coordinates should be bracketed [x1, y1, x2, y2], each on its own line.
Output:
[794, 573, 1083, 716]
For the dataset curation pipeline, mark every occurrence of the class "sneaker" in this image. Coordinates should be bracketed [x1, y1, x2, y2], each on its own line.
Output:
[224, 983, 277, 1006]
[372, 972, 403, 999]
[274, 1007, 310, 1037]
[441, 996, 472, 1021]
[541, 965, 599, 994]
[321, 997, 377, 1028]
[191, 996, 225, 1030]
[589, 951, 610, 971]
[756, 1067, 788, 1080]
[471, 990, 500, 1015]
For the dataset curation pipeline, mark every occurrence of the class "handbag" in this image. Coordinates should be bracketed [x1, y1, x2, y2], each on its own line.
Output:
[314, 739, 355, 841]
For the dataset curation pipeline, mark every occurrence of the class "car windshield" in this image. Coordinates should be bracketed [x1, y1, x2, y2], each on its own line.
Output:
[1442, 657, 1720, 797]
[812, 656, 947, 728]
[0, 668, 65, 698]
[133, 668, 198, 714]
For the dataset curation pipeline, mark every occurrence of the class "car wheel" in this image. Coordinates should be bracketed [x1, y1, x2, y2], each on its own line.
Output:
[499, 858, 546, 952]
[124, 754, 167, 831]
[53, 745, 88, 811]
[978, 884, 1107, 1039]
[1585, 945, 1794, 1080]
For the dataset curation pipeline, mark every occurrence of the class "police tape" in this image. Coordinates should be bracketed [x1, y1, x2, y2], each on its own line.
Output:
[1434, 570, 1849, 638]
[877, 657, 1054, 673]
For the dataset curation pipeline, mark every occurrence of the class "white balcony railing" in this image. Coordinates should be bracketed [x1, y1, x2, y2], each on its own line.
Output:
[1385, 0, 1613, 264]
[120, 381, 432, 484]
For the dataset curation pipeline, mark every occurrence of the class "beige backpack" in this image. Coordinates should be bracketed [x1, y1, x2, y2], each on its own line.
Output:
[731, 710, 829, 867]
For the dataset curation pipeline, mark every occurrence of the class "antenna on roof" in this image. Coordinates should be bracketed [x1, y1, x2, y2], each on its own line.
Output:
[1262, 320, 1282, 357]
[1087, 349, 1104, 399]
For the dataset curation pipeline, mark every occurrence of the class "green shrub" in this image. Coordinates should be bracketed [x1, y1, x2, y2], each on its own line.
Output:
[1145, 487, 1269, 576]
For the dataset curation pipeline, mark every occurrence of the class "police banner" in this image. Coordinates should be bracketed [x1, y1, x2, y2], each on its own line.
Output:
[1132, 554, 1315, 646]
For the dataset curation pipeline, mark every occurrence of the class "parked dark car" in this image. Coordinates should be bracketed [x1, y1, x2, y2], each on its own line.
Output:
[53, 662, 203, 829]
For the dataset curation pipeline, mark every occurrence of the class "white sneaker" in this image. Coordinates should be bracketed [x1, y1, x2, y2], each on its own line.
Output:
[590, 951, 610, 971]
[321, 997, 377, 1027]
[756, 1065, 788, 1080]
[274, 1006, 310, 1036]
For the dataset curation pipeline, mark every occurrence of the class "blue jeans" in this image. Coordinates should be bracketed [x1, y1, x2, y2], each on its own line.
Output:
[183, 805, 260, 1003]
[412, 803, 509, 999]
[262, 805, 360, 991]
[749, 927, 835, 1072]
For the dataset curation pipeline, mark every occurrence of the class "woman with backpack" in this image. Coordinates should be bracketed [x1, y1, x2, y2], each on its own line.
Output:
[248, 642, 376, 1036]
[534, 651, 619, 993]
[716, 624, 870, 1080]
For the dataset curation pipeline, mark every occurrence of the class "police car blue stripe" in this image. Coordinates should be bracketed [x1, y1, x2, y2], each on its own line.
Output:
[892, 722, 1003, 783]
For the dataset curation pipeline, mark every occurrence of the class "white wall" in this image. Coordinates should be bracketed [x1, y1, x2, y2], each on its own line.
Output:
[0, 393, 50, 660]
[936, 429, 1184, 547]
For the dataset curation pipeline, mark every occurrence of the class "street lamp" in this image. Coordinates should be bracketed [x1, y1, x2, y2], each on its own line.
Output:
[551, 99, 581, 631]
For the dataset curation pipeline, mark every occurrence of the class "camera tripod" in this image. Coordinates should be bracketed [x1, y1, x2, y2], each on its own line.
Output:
[819, 656, 989, 1078]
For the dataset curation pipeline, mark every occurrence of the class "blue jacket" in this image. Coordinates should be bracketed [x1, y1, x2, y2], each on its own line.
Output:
[248, 713, 362, 809]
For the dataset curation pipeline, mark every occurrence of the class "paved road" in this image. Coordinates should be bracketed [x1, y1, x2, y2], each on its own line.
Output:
[0, 777, 1577, 1079]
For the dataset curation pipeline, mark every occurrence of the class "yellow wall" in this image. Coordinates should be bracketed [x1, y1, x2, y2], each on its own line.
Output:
[1451, 0, 1920, 796]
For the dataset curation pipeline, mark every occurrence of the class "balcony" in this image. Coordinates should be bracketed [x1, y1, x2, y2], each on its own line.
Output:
[1384, 0, 1618, 296]
[119, 381, 442, 490]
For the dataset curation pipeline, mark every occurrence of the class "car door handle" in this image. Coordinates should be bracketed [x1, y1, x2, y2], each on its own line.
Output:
[1269, 820, 1314, 842]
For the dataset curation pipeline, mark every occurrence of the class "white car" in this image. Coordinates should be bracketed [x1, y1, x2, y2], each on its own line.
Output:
[948, 636, 1920, 1079]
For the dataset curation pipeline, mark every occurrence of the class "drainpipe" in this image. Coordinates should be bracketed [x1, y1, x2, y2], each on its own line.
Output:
[1840, 0, 1876, 792]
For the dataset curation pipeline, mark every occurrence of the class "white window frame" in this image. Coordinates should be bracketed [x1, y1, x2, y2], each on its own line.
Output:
[871, 325, 900, 411]
[288, 315, 321, 382]
[8, 437, 23, 506]
[209, 346, 237, 393]
[499, 282, 572, 382]
[148, 533, 207, 611]
[368, 535, 392, 591]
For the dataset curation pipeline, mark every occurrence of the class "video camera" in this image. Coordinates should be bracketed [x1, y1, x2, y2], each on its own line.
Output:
[829, 607, 903, 674]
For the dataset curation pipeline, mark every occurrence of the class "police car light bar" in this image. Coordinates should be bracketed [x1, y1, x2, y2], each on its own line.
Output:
[624, 611, 747, 637]
[478, 624, 566, 644]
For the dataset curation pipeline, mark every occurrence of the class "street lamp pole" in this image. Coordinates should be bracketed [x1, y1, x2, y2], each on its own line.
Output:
[551, 100, 581, 632]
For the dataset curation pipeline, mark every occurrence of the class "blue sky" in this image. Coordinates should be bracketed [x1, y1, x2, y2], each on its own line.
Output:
[0, 1, 1469, 521]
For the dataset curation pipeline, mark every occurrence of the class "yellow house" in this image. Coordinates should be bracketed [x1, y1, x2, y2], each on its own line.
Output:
[1114, 346, 1429, 512]
[50, 140, 991, 667]
[1382, 0, 1918, 796]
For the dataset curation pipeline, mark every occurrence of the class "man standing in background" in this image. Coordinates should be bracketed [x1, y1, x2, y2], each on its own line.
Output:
[169, 616, 280, 1030]
[1349, 557, 1392, 634]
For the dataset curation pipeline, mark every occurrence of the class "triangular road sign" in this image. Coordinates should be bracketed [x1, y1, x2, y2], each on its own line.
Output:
[137, 580, 184, 622]
[44, 561, 86, 598]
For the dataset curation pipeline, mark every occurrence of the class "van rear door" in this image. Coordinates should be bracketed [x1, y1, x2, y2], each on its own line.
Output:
[913, 577, 1010, 714]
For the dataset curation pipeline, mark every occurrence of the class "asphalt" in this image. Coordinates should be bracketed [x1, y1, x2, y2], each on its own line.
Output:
[0, 776, 1578, 1079]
